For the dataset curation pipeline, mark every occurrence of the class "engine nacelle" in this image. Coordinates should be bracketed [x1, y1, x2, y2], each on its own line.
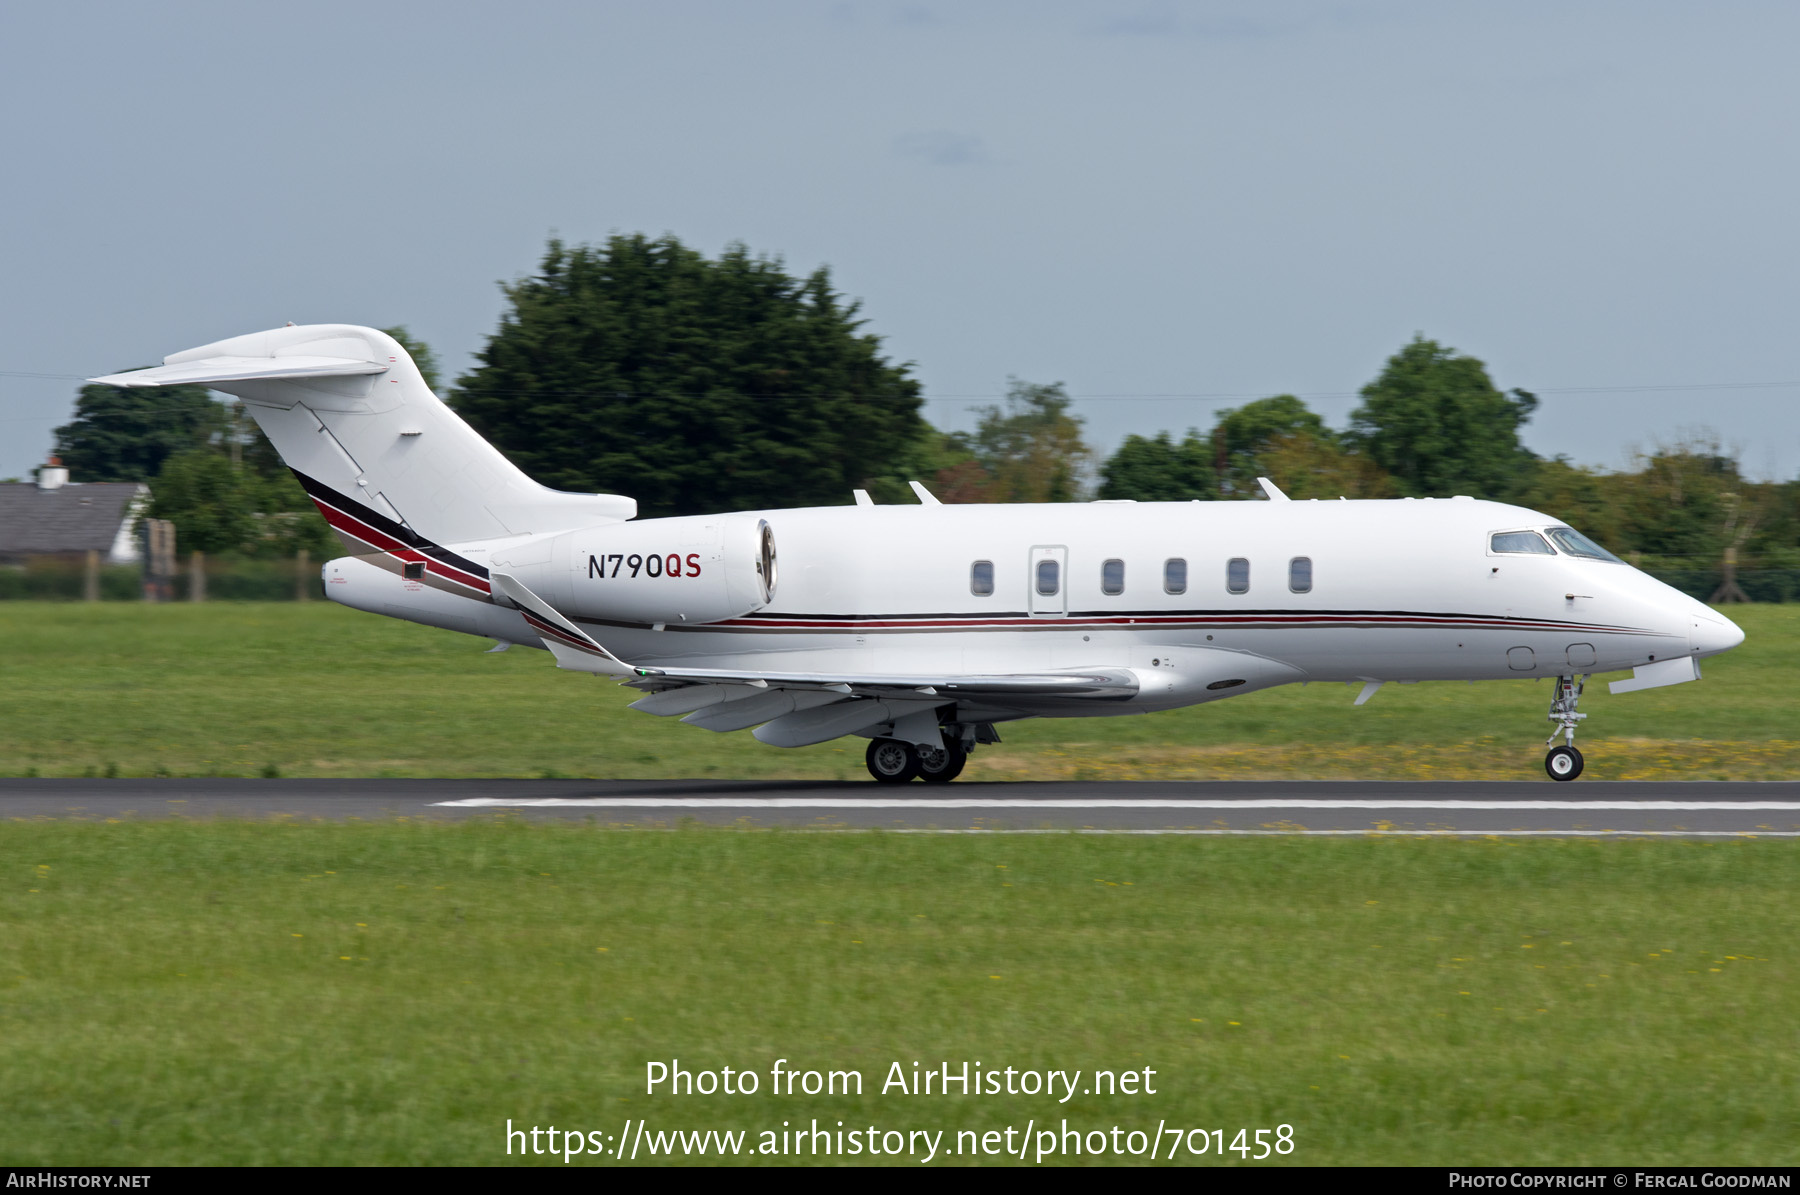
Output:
[491, 514, 776, 626]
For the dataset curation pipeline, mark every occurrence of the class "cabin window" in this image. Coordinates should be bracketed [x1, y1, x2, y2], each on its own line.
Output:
[1546, 526, 1624, 563]
[1226, 557, 1250, 594]
[1036, 558, 1060, 596]
[970, 560, 994, 596]
[1101, 558, 1125, 595]
[1490, 530, 1554, 555]
[1164, 557, 1187, 595]
[1289, 556, 1312, 593]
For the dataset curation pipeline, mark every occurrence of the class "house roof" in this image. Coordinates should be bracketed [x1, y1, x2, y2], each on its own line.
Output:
[0, 482, 147, 554]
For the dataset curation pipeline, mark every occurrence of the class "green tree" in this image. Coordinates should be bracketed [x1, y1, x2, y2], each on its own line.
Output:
[146, 449, 262, 555]
[52, 380, 225, 482]
[960, 379, 1092, 503]
[850, 426, 984, 505]
[1212, 394, 1335, 497]
[450, 235, 928, 518]
[1347, 336, 1539, 499]
[147, 446, 337, 558]
[1216, 394, 1329, 455]
[1515, 457, 1627, 551]
[1096, 430, 1214, 500]
[1253, 432, 1397, 500]
[1612, 438, 1775, 565]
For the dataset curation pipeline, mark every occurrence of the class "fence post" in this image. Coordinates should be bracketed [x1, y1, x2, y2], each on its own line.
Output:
[83, 549, 100, 602]
[296, 549, 311, 602]
[190, 550, 206, 602]
[143, 518, 176, 602]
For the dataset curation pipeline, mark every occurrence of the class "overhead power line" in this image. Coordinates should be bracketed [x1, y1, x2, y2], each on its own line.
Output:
[2, 372, 1799, 424]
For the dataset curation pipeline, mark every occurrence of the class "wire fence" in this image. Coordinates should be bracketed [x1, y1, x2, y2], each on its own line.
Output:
[0, 555, 318, 601]
[1640, 568, 1800, 604]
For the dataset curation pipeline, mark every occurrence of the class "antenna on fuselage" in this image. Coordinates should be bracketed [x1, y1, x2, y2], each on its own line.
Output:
[1256, 477, 1291, 502]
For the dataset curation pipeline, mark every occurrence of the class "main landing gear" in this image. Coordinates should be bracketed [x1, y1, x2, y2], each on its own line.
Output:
[1543, 674, 1588, 782]
[864, 736, 969, 784]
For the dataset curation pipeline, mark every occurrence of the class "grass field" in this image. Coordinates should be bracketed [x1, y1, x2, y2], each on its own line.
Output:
[2, 824, 1795, 1166]
[1, 601, 1795, 781]
[4, 604, 1796, 1166]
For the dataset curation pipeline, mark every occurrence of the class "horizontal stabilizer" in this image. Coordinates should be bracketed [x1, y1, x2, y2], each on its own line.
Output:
[90, 357, 387, 388]
[490, 571, 634, 677]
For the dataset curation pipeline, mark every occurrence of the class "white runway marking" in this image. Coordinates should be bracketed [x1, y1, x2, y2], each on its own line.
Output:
[430, 797, 1800, 811]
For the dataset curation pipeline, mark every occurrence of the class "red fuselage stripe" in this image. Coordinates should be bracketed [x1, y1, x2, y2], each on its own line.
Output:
[311, 499, 491, 593]
[708, 614, 1645, 633]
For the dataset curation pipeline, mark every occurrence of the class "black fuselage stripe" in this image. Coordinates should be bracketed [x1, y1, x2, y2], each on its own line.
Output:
[291, 468, 490, 579]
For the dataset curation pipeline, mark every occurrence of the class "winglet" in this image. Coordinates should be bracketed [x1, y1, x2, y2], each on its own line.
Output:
[490, 571, 634, 676]
[1256, 477, 1291, 502]
[908, 480, 942, 505]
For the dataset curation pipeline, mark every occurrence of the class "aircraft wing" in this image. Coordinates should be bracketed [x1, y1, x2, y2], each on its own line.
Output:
[622, 667, 1136, 746]
[625, 665, 1139, 700]
[493, 570, 1136, 746]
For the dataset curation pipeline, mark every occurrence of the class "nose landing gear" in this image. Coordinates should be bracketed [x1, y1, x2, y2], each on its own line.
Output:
[1543, 674, 1588, 781]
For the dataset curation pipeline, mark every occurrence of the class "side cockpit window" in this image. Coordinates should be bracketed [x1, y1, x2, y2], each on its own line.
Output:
[1546, 526, 1624, 563]
[1490, 530, 1555, 555]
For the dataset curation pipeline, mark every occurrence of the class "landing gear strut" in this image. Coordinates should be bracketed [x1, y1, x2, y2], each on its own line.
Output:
[1543, 674, 1587, 782]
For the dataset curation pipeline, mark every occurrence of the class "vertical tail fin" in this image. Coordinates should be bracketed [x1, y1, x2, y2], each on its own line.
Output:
[91, 323, 634, 549]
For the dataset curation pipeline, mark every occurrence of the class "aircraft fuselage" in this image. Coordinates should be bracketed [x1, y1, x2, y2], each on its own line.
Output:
[324, 494, 1738, 720]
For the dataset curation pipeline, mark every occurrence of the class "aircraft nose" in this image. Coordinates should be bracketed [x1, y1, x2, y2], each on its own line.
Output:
[1690, 611, 1746, 657]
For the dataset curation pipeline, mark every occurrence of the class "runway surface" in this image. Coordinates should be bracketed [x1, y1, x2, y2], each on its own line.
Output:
[4, 778, 1800, 834]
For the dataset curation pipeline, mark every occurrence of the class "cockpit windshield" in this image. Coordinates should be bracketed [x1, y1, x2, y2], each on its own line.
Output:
[1490, 530, 1555, 555]
[1545, 526, 1623, 563]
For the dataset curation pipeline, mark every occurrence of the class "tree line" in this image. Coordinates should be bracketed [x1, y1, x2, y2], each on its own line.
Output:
[44, 233, 1800, 594]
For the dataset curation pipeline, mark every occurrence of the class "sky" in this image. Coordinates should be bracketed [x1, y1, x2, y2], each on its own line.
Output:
[2, 1, 1797, 487]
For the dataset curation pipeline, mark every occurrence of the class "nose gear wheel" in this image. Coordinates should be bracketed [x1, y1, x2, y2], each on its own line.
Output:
[1545, 744, 1585, 781]
[1543, 674, 1589, 782]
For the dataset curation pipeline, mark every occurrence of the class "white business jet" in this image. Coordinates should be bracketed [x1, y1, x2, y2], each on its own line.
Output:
[94, 324, 1745, 783]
